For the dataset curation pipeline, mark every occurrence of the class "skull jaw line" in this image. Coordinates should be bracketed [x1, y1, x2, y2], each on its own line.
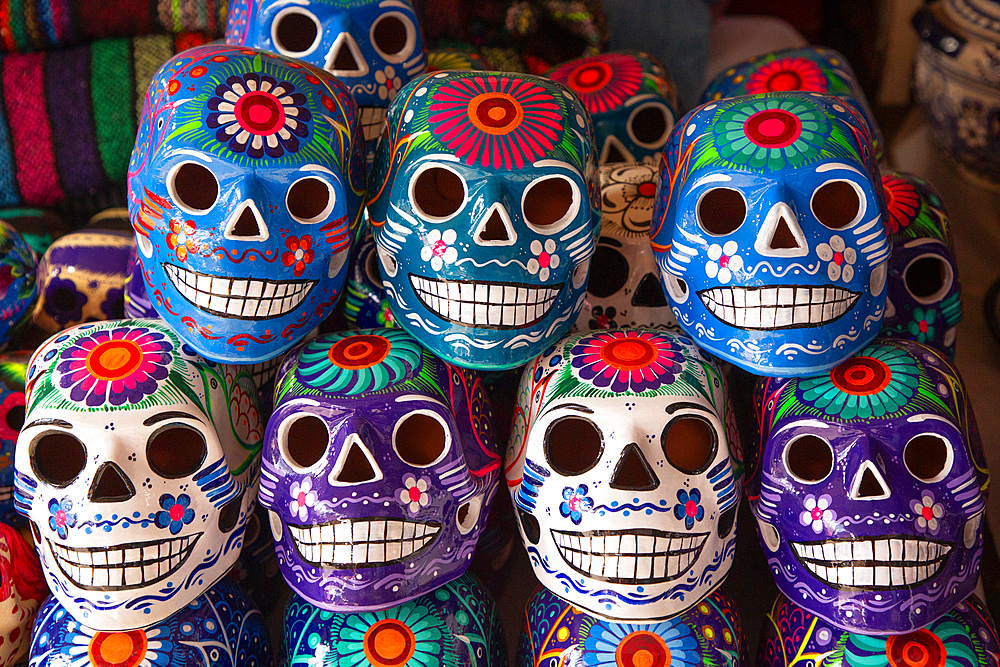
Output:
[697, 285, 861, 330]
[551, 527, 709, 585]
[789, 535, 953, 591]
[45, 532, 201, 591]
[409, 274, 564, 329]
[164, 263, 317, 320]
[287, 517, 441, 569]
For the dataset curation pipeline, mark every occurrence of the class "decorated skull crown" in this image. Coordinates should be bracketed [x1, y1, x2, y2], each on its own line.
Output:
[127, 44, 366, 364]
[15, 319, 263, 630]
[748, 339, 988, 634]
[650, 92, 889, 376]
[505, 328, 742, 621]
[261, 328, 500, 611]
[368, 70, 600, 371]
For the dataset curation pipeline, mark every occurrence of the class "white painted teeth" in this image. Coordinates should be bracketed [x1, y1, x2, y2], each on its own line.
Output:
[164, 264, 315, 320]
[550, 529, 708, 584]
[360, 106, 388, 142]
[791, 537, 952, 589]
[49, 535, 199, 590]
[410, 275, 562, 328]
[287, 518, 440, 567]
[698, 286, 859, 329]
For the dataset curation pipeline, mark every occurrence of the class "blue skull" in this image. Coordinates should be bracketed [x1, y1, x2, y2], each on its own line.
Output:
[368, 71, 600, 370]
[127, 44, 366, 364]
[650, 92, 889, 376]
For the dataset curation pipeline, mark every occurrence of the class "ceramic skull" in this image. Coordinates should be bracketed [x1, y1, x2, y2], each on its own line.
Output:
[260, 328, 500, 611]
[0, 352, 29, 525]
[576, 163, 680, 332]
[506, 328, 741, 621]
[0, 523, 46, 667]
[0, 219, 37, 348]
[127, 44, 366, 364]
[343, 233, 397, 330]
[879, 171, 961, 358]
[548, 51, 680, 165]
[368, 70, 600, 371]
[748, 339, 988, 633]
[650, 92, 889, 376]
[14, 319, 263, 630]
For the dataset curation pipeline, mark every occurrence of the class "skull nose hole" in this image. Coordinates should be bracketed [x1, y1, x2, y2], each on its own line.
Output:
[604, 142, 628, 164]
[89, 462, 135, 503]
[230, 206, 265, 239]
[769, 216, 801, 250]
[332, 40, 361, 71]
[517, 508, 540, 544]
[852, 462, 890, 499]
[478, 209, 510, 242]
[334, 440, 378, 483]
[632, 273, 668, 307]
[610, 443, 659, 491]
[218, 489, 244, 533]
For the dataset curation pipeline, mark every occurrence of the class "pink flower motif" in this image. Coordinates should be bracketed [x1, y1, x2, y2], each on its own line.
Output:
[705, 241, 743, 284]
[289, 477, 317, 522]
[799, 494, 836, 534]
[548, 53, 643, 114]
[398, 474, 431, 514]
[911, 491, 944, 535]
[527, 239, 560, 281]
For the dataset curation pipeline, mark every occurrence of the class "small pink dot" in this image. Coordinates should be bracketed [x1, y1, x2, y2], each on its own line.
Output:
[297, 492, 306, 506]
[834, 252, 844, 266]
[811, 507, 823, 521]
[719, 255, 729, 268]
[409, 487, 422, 503]
[432, 240, 448, 257]
[538, 252, 551, 269]
[686, 500, 698, 518]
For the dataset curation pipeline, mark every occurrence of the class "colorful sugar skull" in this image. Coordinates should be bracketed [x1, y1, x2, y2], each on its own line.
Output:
[0, 219, 37, 348]
[576, 163, 680, 332]
[758, 593, 999, 664]
[426, 48, 491, 73]
[261, 328, 501, 611]
[29, 578, 272, 667]
[0, 352, 29, 526]
[368, 70, 600, 371]
[343, 234, 397, 330]
[32, 230, 131, 335]
[748, 339, 988, 633]
[225, 0, 427, 147]
[879, 171, 961, 358]
[127, 44, 366, 364]
[0, 208, 69, 257]
[0, 523, 46, 667]
[124, 243, 159, 320]
[650, 92, 888, 376]
[517, 586, 745, 667]
[548, 52, 680, 165]
[15, 319, 263, 629]
[505, 329, 741, 620]
[701, 46, 884, 160]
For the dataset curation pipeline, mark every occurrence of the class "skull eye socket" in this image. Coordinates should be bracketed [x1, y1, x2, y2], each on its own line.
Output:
[544, 416, 603, 476]
[627, 102, 673, 149]
[287, 177, 335, 223]
[371, 13, 415, 60]
[661, 416, 717, 475]
[523, 176, 579, 233]
[588, 240, 628, 298]
[697, 188, 746, 236]
[4, 403, 23, 433]
[30, 431, 87, 487]
[811, 180, 863, 230]
[365, 244, 385, 290]
[281, 415, 329, 470]
[271, 8, 321, 56]
[411, 165, 466, 221]
[904, 254, 954, 304]
[394, 412, 449, 467]
[784, 435, 834, 483]
[168, 161, 219, 214]
[147, 424, 207, 479]
[904, 434, 953, 482]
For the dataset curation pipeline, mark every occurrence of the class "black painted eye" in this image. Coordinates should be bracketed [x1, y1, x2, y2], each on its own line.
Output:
[31, 431, 86, 487]
[812, 180, 862, 229]
[169, 162, 218, 213]
[697, 188, 746, 235]
[545, 416, 603, 475]
[395, 413, 448, 466]
[784, 435, 834, 483]
[147, 424, 207, 479]
[661, 416, 716, 474]
[282, 415, 329, 469]
[272, 9, 321, 55]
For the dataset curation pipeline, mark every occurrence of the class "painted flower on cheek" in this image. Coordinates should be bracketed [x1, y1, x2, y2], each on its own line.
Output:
[908, 307, 937, 343]
[155, 493, 195, 535]
[705, 241, 742, 284]
[799, 494, 836, 534]
[527, 240, 560, 281]
[167, 219, 199, 262]
[420, 229, 458, 272]
[282, 236, 315, 277]
[674, 489, 704, 530]
[48, 497, 77, 539]
[560, 485, 594, 525]
[375, 66, 402, 101]
[290, 477, 317, 522]
[911, 492, 944, 535]
[816, 235, 857, 282]
[398, 475, 431, 514]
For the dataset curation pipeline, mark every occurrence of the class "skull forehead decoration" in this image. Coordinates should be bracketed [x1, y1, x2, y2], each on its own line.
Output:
[576, 163, 680, 333]
[701, 46, 884, 160]
[650, 92, 888, 376]
[506, 328, 741, 621]
[0, 219, 37, 348]
[127, 44, 366, 364]
[0, 523, 45, 667]
[15, 319, 263, 630]
[368, 70, 600, 370]
[261, 328, 500, 611]
[748, 339, 988, 633]
[548, 51, 680, 166]
[879, 171, 961, 359]
[0, 353, 29, 526]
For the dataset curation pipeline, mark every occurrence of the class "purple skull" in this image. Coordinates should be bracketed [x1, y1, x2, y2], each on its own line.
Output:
[259, 327, 500, 611]
[747, 339, 988, 633]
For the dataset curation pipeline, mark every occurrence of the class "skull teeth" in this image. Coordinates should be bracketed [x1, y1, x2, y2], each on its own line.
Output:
[410, 275, 562, 329]
[287, 518, 440, 568]
[551, 529, 709, 584]
[698, 285, 859, 329]
[47, 534, 200, 591]
[360, 106, 388, 143]
[164, 264, 315, 320]
[790, 536, 952, 589]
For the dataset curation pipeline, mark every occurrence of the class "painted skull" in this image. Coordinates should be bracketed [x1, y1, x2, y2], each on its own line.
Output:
[650, 92, 889, 376]
[505, 328, 742, 621]
[0, 523, 46, 667]
[879, 171, 961, 358]
[15, 319, 263, 630]
[127, 44, 366, 364]
[0, 219, 37, 348]
[701, 46, 884, 161]
[124, 243, 159, 320]
[576, 163, 680, 332]
[261, 328, 500, 611]
[368, 70, 600, 371]
[548, 51, 680, 165]
[343, 233, 397, 330]
[225, 0, 427, 148]
[748, 339, 989, 633]
[0, 352, 29, 526]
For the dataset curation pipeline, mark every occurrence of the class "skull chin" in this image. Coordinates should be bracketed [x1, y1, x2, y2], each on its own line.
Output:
[551, 528, 709, 584]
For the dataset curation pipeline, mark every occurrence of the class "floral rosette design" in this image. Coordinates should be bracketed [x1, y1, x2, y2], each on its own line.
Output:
[882, 173, 921, 235]
[908, 307, 938, 343]
[799, 494, 836, 534]
[207, 71, 311, 159]
[560, 485, 594, 524]
[48, 498, 77, 539]
[842, 618, 979, 667]
[912, 491, 945, 535]
[745, 57, 828, 95]
[420, 229, 458, 271]
[166, 219, 200, 262]
[282, 236, 314, 277]
[398, 475, 432, 514]
[294, 329, 423, 395]
[330, 600, 456, 667]
[290, 478, 317, 521]
[570, 330, 685, 393]
[582, 619, 703, 667]
[600, 163, 659, 237]
[154, 494, 195, 535]
[816, 235, 857, 282]
[674, 489, 704, 530]
[548, 53, 643, 115]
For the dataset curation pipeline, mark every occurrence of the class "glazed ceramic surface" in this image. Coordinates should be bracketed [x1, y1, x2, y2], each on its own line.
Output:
[650, 91, 888, 376]
[14, 319, 263, 630]
[124, 243, 159, 320]
[0, 523, 46, 667]
[0, 219, 37, 348]
[758, 592, 999, 660]
[748, 339, 988, 633]
[261, 328, 500, 611]
[0, 352, 29, 525]
[127, 44, 366, 364]
[29, 578, 273, 667]
[344, 233, 397, 330]
[516, 586, 744, 667]
[547, 52, 679, 165]
[426, 48, 492, 73]
[879, 171, 962, 358]
[506, 328, 741, 621]
[368, 70, 600, 371]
